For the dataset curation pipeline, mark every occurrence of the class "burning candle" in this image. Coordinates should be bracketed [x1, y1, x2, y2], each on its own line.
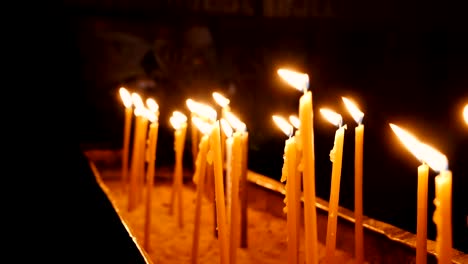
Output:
[278, 68, 318, 264]
[169, 111, 188, 228]
[119, 87, 133, 191]
[191, 117, 212, 264]
[225, 111, 249, 249]
[419, 143, 452, 264]
[213, 92, 231, 166]
[128, 92, 144, 211]
[143, 108, 158, 250]
[273, 115, 300, 264]
[210, 120, 229, 264]
[321, 108, 346, 263]
[389, 123, 430, 264]
[342, 97, 365, 264]
[464, 104, 468, 125]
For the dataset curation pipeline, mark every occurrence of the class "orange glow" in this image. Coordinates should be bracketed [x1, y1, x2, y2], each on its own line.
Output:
[192, 116, 213, 135]
[146, 98, 159, 113]
[131, 93, 144, 110]
[277, 68, 309, 92]
[418, 143, 448, 172]
[389, 124, 448, 171]
[134, 106, 144, 117]
[225, 111, 246, 132]
[389, 123, 424, 162]
[145, 108, 157, 123]
[342, 97, 364, 124]
[464, 104, 468, 125]
[119, 87, 133, 108]
[220, 118, 233, 137]
[289, 115, 300, 129]
[186, 99, 217, 122]
[170, 111, 187, 130]
[320, 108, 343, 127]
[273, 115, 293, 137]
[212, 92, 230, 108]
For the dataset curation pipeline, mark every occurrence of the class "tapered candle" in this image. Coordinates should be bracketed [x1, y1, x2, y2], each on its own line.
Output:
[389, 124, 431, 264]
[321, 108, 346, 263]
[213, 92, 231, 168]
[191, 117, 212, 264]
[464, 104, 468, 125]
[128, 93, 145, 211]
[210, 120, 229, 264]
[222, 118, 243, 264]
[225, 111, 248, 249]
[138, 110, 149, 204]
[273, 115, 300, 264]
[119, 87, 133, 191]
[239, 130, 249, 248]
[143, 109, 158, 251]
[278, 68, 318, 264]
[191, 113, 200, 170]
[169, 111, 188, 228]
[419, 143, 452, 264]
[342, 97, 365, 264]
[186, 99, 219, 237]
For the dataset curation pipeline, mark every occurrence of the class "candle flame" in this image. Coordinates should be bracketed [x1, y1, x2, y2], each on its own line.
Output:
[186, 99, 217, 122]
[145, 108, 157, 123]
[221, 118, 233, 137]
[273, 115, 293, 137]
[320, 108, 343, 127]
[342, 97, 364, 124]
[212, 92, 230, 108]
[119, 87, 133, 108]
[277, 68, 309, 92]
[389, 123, 423, 161]
[389, 123, 448, 171]
[464, 104, 468, 125]
[192, 116, 213, 135]
[134, 107, 144, 117]
[170, 111, 187, 130]
[146, 98, 159, 113]
[418, 143, 449, 172]
[131, 93, 144, 110]
[225, 111, 247, 132]
[289, 115, 300, 129]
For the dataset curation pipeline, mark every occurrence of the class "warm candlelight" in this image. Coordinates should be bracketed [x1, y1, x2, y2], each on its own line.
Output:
[119, 87, 133, 191]
[321, 108, 346, 264]
[342, 96, 365, 264]
[222, 113, 244, 264]
[289, 115, 300, 130]
[278, 68, 318, 264]
[186, 99, 217, 123]
[225, 111, 249, 248]
[210, 120, 229, 264]
[143, 109, 158, 250]
[128, 93, 144, 211]
[213, 92, 231, 166]
[464, 104, 468, 125]
[419, 143, 452, 264]
[389, 123, 429, 264]
[169, 111, 188, 228]
[273, 115, 300, 264]
[137, 108, 150, 204]
[191, 117, 212, 264]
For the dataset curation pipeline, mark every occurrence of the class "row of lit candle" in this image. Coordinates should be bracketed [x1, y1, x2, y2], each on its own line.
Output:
[119, 73, 466, 264]
[274, 68, 466, 264]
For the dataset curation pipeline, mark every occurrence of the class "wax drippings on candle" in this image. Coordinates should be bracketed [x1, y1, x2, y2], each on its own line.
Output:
[281, 154, 288, 183]
[207, 150, 213, 165]
[329, 125, 347, 162]
[297, 161, 304, 172]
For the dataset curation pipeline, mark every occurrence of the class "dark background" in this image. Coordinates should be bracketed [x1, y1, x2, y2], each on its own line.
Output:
[64, 0, 466, 253]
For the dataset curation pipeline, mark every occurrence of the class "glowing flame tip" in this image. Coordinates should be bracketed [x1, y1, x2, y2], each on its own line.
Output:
[273, 115, 293, 137]
[342, 97, 364, 124]
[320, 108, 343, 127]
[277, 68, 309, 92]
